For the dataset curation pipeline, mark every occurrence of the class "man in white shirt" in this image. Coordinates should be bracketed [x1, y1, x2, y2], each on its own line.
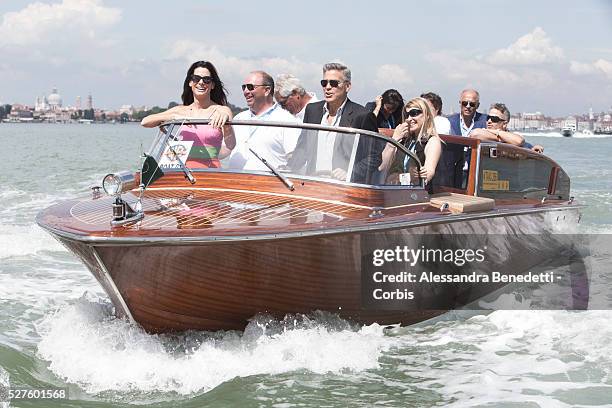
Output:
[420, 92, 451, 135]
[226, 71, 299, 171]
[274, 74, 318, 122]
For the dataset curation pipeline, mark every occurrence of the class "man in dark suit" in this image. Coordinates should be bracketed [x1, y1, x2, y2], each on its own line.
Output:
[287, 62, 381, 184]
[443, 89, 487, 188]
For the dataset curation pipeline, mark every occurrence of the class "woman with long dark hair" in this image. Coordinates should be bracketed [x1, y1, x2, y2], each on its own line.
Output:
[365, 89, 404, 129]
[141, 61, 235, 168]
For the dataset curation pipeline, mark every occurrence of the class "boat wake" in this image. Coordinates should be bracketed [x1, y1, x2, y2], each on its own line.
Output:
[0, 366, 9, 408]
[0, 223, 64, 259]
[36, 294, 393, 397]
[383, 309, 612, 407]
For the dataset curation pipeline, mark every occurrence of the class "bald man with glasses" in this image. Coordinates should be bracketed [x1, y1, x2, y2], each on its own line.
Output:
[442, 89, 488, 189]
[447, 89, 487, 137]
[226, 70, 300, 171]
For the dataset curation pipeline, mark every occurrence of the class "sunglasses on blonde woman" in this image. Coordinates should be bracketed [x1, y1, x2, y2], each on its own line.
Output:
[405, 108, 423, 118]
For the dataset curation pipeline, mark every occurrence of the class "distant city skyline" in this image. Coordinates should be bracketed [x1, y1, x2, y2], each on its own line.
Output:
[1, 0, 611, 116]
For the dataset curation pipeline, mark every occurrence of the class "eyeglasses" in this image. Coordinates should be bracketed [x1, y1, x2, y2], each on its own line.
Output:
[405, 108, 423, 118]
[242, 83, 269, 91]
[487, 115, 506, 123]
[320, 79, 343, 88]
[461, 101, 478, 108]
[191, 75, 213, 84]
[276, 94, 291, 108]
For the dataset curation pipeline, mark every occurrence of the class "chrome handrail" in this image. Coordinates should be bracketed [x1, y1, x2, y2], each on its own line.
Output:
[159, 119, 424, 170]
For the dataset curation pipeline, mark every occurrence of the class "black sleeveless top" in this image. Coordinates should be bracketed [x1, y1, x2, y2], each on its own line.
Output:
[388, 136, 433, 193]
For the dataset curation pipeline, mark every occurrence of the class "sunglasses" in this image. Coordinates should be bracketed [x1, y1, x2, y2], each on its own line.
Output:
[191, 74, 213, 84]
[487, 115, 506, 123]
[241, 83, 269, 91]
[405, 108, 423, 118]
[320, 79, 343, 88]
[461, 100, 478, 108]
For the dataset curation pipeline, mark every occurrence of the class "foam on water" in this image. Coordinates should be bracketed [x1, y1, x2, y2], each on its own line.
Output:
[0, 224, 64, 259]
[386, 310, 612, 406]
[36, 295, 393, 396]
[0, 366, 8, 407]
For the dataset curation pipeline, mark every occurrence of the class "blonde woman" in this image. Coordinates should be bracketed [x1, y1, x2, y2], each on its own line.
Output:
[379, 97, 442, 188]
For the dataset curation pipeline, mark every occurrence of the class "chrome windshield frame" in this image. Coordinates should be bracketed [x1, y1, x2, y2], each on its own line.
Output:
[153, 119, 424, 188]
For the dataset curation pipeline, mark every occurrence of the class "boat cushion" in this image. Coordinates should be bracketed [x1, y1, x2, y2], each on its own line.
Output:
[430, 192, 495, 213]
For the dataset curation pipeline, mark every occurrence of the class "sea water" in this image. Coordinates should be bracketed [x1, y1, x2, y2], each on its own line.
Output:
[1, 124, 611, 407]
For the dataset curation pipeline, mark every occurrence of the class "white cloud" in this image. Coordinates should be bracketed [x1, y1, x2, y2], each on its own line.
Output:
[166, 39, 322, 102]
[0, 0, 121, 48]
[570, 59, 612, 80]
[168, 40, 320, 77]
[570, 60, 597, 75]
[374, 64, 413, 88]
[489, 27, 564, 65]
[426, 51, 524, 86]
[594, 59, 612, 79]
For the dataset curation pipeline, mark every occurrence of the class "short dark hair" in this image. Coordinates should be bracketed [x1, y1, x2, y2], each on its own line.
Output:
[490, 103, 510, 121]
[420, 92, 443, 115]
[181, 61, 228, 106]
[382, 89, 404, 108]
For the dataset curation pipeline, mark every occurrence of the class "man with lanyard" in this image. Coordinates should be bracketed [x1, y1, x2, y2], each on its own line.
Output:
[226, 70, 299, 171]
[287, 62, 380, 184]
[445, 89, 487, 187]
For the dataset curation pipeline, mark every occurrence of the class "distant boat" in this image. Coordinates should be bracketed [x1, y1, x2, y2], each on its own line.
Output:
[561, 126, 573, 137]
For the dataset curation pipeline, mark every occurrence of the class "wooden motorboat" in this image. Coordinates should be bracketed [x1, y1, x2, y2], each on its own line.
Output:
[37, 120, 581, 332]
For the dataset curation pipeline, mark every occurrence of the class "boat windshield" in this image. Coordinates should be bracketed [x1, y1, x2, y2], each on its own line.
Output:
[147, 119, 424, 188]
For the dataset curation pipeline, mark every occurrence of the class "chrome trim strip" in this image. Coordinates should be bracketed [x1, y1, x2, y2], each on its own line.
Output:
[146, 186, 375, 209]
[39, 204, 582, 246]
[145, 186, 428, 211]
[153, 168, 427, 191]
[90, 246, 136, 323]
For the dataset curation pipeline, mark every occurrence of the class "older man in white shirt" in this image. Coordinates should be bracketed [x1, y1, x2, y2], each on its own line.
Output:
[274, 74, 318, 122]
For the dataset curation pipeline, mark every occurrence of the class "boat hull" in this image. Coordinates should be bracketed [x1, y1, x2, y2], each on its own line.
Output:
[51, 207, 580, 332]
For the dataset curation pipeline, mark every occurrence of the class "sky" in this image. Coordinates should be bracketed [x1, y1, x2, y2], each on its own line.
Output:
[0, 0, 611, 117]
